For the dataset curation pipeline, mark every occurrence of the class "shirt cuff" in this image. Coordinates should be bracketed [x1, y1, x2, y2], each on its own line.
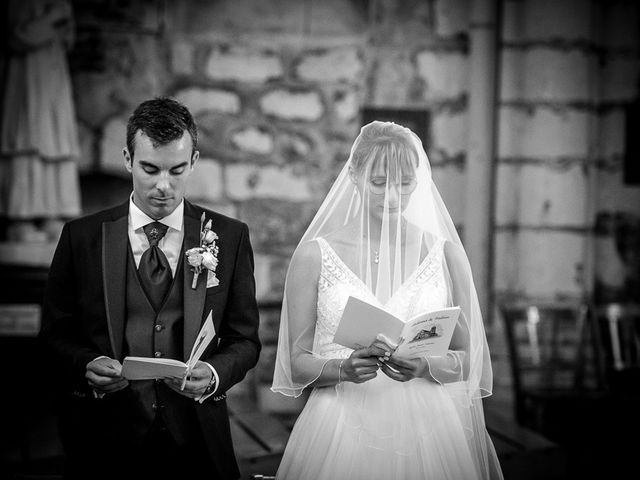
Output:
[196, 362, 219, 404]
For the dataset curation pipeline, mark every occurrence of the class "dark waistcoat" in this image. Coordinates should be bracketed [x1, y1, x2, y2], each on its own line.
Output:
[124, 245, 200, 445]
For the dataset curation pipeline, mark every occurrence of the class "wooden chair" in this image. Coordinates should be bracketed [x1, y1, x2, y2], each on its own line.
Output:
[499, 300, 608, 444]
[591, 302, 640, 395]
[586, 302, 640, 476]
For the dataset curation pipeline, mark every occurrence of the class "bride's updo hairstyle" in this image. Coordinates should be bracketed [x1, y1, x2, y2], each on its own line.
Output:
[349, 121, 420, 181]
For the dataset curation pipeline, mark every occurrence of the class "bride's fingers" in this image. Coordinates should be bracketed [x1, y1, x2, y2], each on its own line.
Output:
[371, 337, 397, 355]
[384, 358, 416, 374]
[385, 363, 412, 375]
[380, 363, 410, 382]
[366, 344, 390, 358]
[380, 363, 400, 379]
[387, 356, 413, 368]
[352, 346, 385, 359]
[350, 347, 371, 358]
[351, 357, 380, 368]
[355, 371, 377, 383]
[356, 365, 379, 375]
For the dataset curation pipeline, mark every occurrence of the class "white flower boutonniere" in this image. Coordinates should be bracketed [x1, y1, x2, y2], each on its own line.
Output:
[185, 213, 220, 289]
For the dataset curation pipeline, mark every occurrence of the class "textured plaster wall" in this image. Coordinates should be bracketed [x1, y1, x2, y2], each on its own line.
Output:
[496, 0, 639, 305]
[67, 0, 639, 407]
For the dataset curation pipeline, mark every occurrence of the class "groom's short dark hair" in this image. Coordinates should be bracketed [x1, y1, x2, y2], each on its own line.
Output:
[126, 96, 198, 162]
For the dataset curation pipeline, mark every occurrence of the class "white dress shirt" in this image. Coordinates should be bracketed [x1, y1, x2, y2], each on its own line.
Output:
[94, 196, 218, 402]
[128, 196, 184, 276]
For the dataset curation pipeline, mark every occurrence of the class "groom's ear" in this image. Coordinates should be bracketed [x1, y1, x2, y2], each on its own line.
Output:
[123, 148, 133, 173]
[190, 150, 200, 170]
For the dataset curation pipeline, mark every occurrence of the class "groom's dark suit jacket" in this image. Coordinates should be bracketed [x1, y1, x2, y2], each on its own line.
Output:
[40, 199, 261, 479]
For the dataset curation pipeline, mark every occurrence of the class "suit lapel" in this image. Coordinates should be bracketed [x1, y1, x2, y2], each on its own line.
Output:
[102, 204, 129, 360]
[183, 202, 207, 360]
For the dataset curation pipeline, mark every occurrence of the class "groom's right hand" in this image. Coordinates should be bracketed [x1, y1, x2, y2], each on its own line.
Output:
[86, 357, 128, 395]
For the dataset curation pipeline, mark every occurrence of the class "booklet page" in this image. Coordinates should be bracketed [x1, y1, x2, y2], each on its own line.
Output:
[393, 306, 461, 359]
[121, 311, 216, 381]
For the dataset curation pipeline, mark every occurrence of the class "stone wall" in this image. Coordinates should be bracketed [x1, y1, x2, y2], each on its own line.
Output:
[491, 0, 640, 401]
[66, 0, 639, 410]
[73, 0, 370, 304]
[495, 0, 640, 307]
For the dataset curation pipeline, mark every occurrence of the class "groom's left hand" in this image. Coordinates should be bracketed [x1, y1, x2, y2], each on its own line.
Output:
[163, 361, 212, 399]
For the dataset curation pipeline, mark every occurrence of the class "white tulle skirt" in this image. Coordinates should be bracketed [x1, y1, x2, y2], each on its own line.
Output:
[276, 373, 482, 480]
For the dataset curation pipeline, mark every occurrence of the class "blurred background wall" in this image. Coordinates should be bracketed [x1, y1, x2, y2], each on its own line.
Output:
[1, 0, 639, 445]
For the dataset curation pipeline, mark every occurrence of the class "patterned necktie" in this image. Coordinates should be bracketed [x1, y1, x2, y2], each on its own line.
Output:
[139, 222, 172, 311]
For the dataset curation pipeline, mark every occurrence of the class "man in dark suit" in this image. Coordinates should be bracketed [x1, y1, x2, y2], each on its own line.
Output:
[40, 97, 261, 479]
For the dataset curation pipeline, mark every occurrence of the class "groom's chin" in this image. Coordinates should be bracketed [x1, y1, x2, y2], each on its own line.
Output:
[147, 199, 179, 218]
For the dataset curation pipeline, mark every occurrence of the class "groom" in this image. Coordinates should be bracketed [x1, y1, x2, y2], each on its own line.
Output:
[40, 97, 261, 480]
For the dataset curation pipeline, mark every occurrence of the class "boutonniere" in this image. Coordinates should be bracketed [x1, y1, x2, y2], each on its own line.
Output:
[185, 213, 220, 289]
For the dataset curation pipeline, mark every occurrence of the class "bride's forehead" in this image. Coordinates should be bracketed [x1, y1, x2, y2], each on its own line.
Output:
[368, 154, 417, 176]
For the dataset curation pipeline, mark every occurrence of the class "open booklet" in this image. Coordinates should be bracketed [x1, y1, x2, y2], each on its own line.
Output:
[333, 296, 461, 359]
[121, 311, 216, 386]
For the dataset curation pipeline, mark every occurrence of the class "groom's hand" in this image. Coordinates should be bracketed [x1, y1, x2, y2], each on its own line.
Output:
[86, 357, 128, 394]
[163, 361, 212, 399]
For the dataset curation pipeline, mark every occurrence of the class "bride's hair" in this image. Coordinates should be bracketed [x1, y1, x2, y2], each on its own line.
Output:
[350, 121, 419, 176]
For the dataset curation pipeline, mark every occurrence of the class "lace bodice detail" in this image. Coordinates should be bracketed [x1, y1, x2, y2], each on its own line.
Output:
[314, 237, 448, 359]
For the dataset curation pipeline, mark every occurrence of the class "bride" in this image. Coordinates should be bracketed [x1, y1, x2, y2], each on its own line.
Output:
[271, 121, 503, 479]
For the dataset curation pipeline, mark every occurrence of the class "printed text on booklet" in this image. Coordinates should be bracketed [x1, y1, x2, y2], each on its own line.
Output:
[333, 296, 460, 359]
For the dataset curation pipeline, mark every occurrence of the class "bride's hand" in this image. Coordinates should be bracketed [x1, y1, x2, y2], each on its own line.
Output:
[379, 356, 430, 382]
[340, 346, 386, 384]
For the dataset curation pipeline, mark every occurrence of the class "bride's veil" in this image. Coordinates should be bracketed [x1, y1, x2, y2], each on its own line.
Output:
[271, 121, 502, 479]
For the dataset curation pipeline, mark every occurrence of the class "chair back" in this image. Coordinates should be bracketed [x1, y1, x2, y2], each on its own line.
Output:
[500, 300, 601, 424]
[592, 302, 640, 393]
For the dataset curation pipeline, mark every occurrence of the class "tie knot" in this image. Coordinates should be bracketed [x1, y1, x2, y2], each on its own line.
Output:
[143, 222, 169, 247]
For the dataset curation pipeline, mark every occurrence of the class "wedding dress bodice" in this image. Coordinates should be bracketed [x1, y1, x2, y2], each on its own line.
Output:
[277, 236, 493, 480]
[314, 237, 448, 359]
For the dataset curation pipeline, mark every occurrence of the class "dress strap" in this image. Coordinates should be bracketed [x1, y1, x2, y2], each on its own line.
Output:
[315, 237, 329, 255]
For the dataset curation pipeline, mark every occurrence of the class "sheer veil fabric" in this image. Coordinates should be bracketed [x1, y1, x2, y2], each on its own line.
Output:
[272, 121, 502, 479]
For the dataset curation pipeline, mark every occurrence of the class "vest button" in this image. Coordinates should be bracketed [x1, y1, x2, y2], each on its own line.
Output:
[154, 351, 163, 358]
[155, 324, 164, 332]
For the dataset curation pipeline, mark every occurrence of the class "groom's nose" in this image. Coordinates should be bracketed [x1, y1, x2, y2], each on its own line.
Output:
[155, 172, 172, 193]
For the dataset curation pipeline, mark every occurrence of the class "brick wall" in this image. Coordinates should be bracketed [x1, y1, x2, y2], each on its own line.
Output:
[67, 0, 639, 411]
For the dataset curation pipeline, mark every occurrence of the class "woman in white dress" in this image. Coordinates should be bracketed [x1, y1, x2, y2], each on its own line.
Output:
[272, 121, 503, 480]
